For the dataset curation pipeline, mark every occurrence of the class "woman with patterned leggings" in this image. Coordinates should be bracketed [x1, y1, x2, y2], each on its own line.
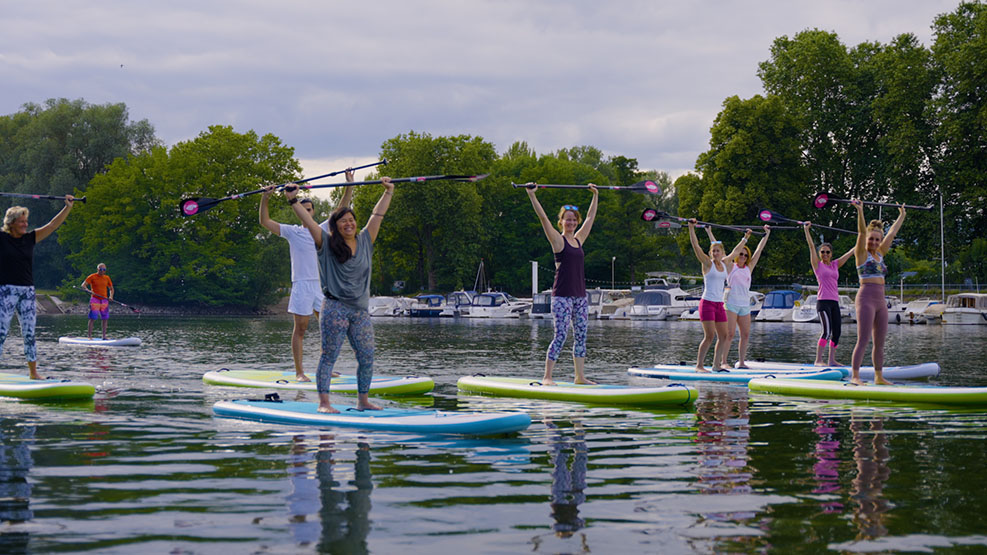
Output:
[0, 197, 76, 379]
[849, 200, 906, 385]
[803, 223, 854, 366]
[285, 178, 393, 413]
[525, 183, 599, 385]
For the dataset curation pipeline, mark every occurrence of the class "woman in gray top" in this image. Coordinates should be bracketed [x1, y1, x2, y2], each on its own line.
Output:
[286, 177, 394, 413]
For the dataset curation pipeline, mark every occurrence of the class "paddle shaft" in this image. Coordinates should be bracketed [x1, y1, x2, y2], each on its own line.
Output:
[293, 174, 487, 191]
[768, 212, 854, 234]
[224, 159, 387, 201]
[76, 285, 140, 312]
[820, 195, 932, 211]
[0, 192, 85, 202]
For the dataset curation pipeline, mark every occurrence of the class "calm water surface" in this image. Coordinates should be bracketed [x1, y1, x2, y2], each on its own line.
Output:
[2, 315, 987, 553]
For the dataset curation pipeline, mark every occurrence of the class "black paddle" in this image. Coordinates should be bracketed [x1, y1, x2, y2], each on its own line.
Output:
[179, 160, 388, 216]
[511, 180, 661, 195]
[813, 193, 933, 211]
[758, 209, 854, 234]
[1, 192, 86, 203]
[640, 209, 765, 235]
[288, 173, 490, 192]
[75, 285, 141, 314]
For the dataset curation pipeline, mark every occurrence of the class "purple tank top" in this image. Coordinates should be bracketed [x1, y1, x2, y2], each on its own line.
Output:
[815, 260, 840, 301]
[552, 237, 586, 297]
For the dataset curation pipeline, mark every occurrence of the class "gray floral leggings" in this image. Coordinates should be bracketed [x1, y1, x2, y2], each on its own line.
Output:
[317, 298, 374, 394]
[0, 285, 38, 362]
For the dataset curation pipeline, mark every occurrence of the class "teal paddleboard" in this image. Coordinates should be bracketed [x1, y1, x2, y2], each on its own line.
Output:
[213, 398, 530, 434]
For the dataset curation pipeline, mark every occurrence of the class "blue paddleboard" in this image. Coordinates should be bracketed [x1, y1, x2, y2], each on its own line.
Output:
[213, 398, 531, 435]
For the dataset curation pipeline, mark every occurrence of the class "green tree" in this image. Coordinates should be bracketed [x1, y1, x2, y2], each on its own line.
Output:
[0, 98, 159, 287]
[58, 125, 300, 308]
[929, 2, 987, 269]
[356, 132, 496, 293]
[681, 95, 814, 281]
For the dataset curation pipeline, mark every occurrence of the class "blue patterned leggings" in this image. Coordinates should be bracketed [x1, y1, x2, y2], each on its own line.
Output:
[318, 298, 374, 394]
[546, 295, 589, 361]
[0, 285, 38, 362]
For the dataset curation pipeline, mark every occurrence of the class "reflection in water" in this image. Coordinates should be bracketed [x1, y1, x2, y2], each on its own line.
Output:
[694, 390, 753, 519]
[850, 414, 891, 541]
[811, 416, 844, 513]
[0, 422, 34, 552]
[286, 435, 374, 552]
[532, 418, 590, 553]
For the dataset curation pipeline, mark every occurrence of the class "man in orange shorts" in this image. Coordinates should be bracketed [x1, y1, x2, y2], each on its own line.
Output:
[82, 263, 114, 340]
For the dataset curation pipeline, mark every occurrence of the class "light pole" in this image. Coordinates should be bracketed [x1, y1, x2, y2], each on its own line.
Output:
[611, 256, 616, 290]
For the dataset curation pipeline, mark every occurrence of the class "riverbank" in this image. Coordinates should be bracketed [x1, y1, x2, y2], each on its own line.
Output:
[36, 293, 288, 316]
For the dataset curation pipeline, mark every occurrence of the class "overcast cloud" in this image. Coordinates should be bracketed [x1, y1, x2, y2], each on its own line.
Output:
[1, 1, 963, 183]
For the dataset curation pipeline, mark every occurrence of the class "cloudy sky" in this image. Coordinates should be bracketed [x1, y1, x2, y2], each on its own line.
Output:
[1, 1, 963, 184]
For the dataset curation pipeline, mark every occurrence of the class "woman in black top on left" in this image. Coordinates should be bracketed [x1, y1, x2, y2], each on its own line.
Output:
[0, 196, 76, 379]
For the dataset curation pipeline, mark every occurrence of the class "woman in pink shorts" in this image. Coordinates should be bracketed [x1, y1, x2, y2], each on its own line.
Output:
[688, 220, 753, 372]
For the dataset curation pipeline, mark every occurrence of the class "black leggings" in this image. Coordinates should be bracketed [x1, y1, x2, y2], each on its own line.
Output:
[816, 299, 842, 347]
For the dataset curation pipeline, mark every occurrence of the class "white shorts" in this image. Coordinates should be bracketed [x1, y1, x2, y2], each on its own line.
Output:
[287, 280, 325, 316]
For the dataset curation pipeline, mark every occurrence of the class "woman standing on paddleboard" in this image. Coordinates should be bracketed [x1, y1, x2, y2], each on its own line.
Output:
[687, 221, 752, 372]
[722, 225, 771, 369]
[525, 183, 599, 386]
[803, 223, 855, 366]
[0, 197, 75, 379]
[849, 200, 906, 385]
[285, 179, 393, 413]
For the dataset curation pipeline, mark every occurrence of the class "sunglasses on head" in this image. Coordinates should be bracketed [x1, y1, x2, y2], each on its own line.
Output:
[562, 205, 579, 211]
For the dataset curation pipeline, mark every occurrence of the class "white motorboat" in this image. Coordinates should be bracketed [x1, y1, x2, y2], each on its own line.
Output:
[628, 290, 671, 320]
[638, 278, 700, 319]
[462, 292, 531, 318]
[529, 291, 552, 320]
[942, 293, 987, 325]
[886, 296, 908, 324]
[445, 290, 476, 317]
[749, 291, 765, 319]
[901, 298, 941, 324]
[407, 294, 454, 318]
[755, 290, 801, 322]
[791, 295, 819, 323]
[839, 295, 856, 322]
[368, 296, 407, 317]
[588, 288, 634, 320]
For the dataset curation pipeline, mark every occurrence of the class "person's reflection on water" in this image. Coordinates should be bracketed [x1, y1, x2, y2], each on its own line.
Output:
[531, 418, 589, 553]
[811, 415, 844, 513]
[694, 390, 752, 494]
[850, 413, 891, 540]
[284, 435, 374, 553]
[0, 422, 34, 553]
[318, 440, 373, 553]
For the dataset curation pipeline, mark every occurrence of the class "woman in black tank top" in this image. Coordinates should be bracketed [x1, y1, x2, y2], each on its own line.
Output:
[525, 183, 599, 385]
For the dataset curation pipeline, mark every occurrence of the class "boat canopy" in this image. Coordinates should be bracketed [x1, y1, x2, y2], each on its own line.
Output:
[763, 290, 800, 309]
[945, 293, 987, 310]
[415, 294, 445, 307]
[633, 290, 672, 306]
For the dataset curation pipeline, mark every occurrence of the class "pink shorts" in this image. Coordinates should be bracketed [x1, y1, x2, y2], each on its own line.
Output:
[699, 299, 726, 322]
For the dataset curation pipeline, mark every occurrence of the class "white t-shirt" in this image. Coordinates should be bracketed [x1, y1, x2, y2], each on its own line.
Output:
[279, 220, 329, 282]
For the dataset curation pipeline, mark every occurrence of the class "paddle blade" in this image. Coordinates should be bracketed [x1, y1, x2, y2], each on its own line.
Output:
[630, 180, 661, 195]
[656, 219, 681, 229]
[813, 193, 831, 209]
[179, 198, 220, 217]
[758, 209, 776, 222]
[641, 208, 659, 221]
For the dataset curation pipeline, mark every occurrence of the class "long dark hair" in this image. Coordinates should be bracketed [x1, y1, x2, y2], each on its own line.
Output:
[328, 208, 356, 264]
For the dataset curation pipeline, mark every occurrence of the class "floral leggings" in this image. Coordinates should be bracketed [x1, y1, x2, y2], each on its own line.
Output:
[546, 295, 589, 361]
[0, 285, 38, 362]
[318, 298, 374, 394]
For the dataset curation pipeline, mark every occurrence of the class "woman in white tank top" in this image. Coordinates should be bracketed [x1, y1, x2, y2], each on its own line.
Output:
[688, 220, 753, 372]
[722, 225, 771, 369]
